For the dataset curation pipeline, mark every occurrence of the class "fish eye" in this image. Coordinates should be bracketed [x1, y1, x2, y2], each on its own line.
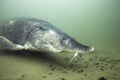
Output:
[61, 37, 71, 45]
[62, 38, 66, 40]
[64, 39, 70, 44]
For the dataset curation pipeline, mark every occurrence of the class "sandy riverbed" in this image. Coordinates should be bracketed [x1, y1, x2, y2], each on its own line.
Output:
[0, 49, 119, 80]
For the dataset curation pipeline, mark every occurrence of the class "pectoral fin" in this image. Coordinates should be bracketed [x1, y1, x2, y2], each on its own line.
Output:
[0, 36, 24, 50]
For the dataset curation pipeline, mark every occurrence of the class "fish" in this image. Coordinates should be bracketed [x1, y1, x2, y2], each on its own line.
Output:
[0, 18, 94, 63]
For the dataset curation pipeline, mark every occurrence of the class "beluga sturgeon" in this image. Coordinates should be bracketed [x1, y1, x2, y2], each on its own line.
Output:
[0, 18, 94, 63]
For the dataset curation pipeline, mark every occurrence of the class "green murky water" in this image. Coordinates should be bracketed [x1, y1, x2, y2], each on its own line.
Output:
[0, 0, 120, 80]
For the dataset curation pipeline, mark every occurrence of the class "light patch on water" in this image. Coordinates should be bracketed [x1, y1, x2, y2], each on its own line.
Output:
[9, 20, 14, 25]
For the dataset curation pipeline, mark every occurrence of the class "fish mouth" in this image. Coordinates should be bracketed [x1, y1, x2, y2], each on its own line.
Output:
[87, 47, 95, 52]
[89, 47, 94, 52]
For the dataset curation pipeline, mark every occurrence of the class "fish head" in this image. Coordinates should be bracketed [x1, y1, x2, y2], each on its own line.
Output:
[29, 28, 94, 54]
[35, 29, 94, 54]
[59, 34, 94, 53]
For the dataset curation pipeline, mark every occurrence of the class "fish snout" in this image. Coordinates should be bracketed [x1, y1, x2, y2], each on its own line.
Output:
[89, 47, 94, 52]
[77, 46, 94, 53]
[85, 46, 94, 52]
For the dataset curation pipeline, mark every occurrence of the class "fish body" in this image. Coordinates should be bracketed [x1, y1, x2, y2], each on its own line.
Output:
[0, 18, 94, 62]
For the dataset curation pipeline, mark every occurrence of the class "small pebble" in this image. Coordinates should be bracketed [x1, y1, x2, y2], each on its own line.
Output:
[60, 77, 65, 80]
[42, 76, 46, 78]
[62, 70, 67, 74]
[51, 68, 55, 71]
[51, 66, 57, 71]
[94, 63, 99, 65]
[98, 77, 107, 80]
[84, 65, 89, 68]
[48, 72, 53, 75]
[84, 74, 87, 76]
[18, 74, 25, 80]
[68, 64, 74, 67]
[78, 69, 84, 73]
[49, 62, 54, 67]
